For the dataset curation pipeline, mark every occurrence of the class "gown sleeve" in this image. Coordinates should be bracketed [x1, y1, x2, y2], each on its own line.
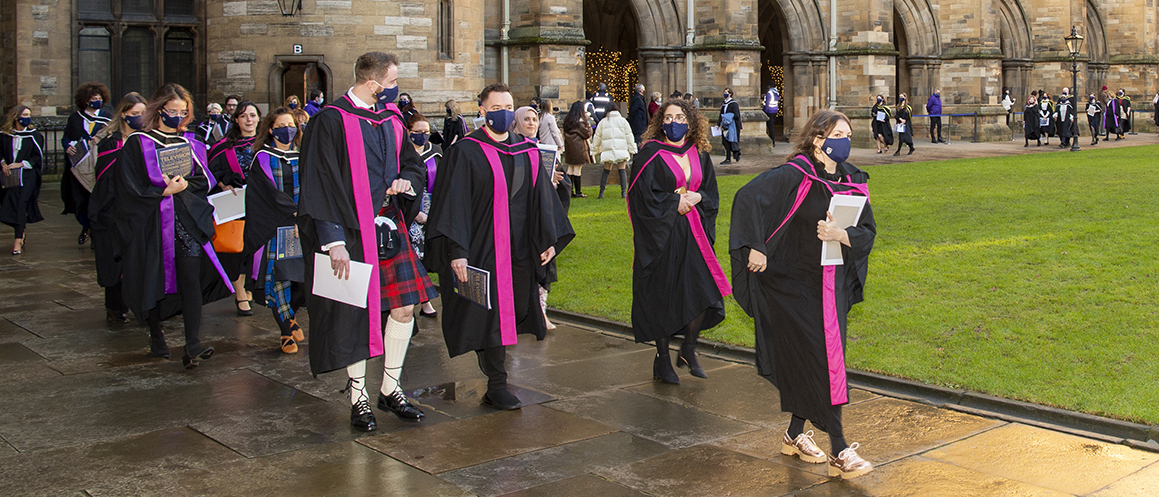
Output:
[243, 155, 298, 254]
[425, 141, 475, 270]
[626, 149, 680, 272]
[727, 164, 805, 316]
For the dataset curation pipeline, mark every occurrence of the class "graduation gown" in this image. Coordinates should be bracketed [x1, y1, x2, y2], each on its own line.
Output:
[61, 110, 110, 215]
[89, 131, 128, 288]
[405, 143, 441, 263]
[895, 105, 913, 145]
[426, 129, 575, 357]
[1104, 98, 1123, 135]
[1023, 104, 1042, 140]
[1086, 102, 1104, 133]
[296, 95, 427, 375]
[870, 104, 893, 145]
[1056, 100, 1077, 140]
[196, 118, 226, 146]
[206, 136, 258, 281]
[0, 129, 45, 228]
[626, 140, 729, 342]
[1121, 97, 1133, 132]
[1041, 101, 1056, 137]
[729, 154, 875, 430]
[242, 145, 302, 305]
[115, 130, 234, 323]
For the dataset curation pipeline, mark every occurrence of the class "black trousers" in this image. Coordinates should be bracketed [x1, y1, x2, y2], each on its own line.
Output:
[929, 116, 942, 141]
[104, 281, 127, 313]
[146, 256, 204, 355]
[765, 113, 777, 142]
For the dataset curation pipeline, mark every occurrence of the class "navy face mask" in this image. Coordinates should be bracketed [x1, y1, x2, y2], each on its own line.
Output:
[125, 115, 145, 130]
[17, 116, 31, 127]
[288, 102, 298, 110]
[662, 121, 688, 142]
[486, 109, 514, 134]
[160, 110, 184, 130]
[398, 99, 410, 108]
[89, 100, 103, 110]
[410, 132, 430, 146]
[821, 137, 851, 164]
[272, 126, 297, 145]
[375, 83, 399, 105]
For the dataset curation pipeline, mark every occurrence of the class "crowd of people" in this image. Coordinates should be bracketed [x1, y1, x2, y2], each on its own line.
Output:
[27, 54, 1159, 481]
[1003, 85, 1145, 147]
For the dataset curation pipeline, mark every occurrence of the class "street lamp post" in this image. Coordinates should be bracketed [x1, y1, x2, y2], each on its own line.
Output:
[1066, 26, 1084, 152]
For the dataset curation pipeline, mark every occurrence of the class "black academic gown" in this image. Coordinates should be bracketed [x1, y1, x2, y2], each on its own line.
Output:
[427, 129, 574, 357]
[296, 96, 427, 376]
[1121, 97, 1133, 132]
[895, 105, 913, 145]
[404, 143, 441, 263]
[61, 110, 109, 215]
[89, 131, 128, 288]
[1024, 104, 1042, 140]
[115, 130, 232, 323]
[1056, 100, 1077, 140]
[729, 155, 875, 432]
[870, 103, 893, 145]
[243, 145, 302, 303]
[0, 129, 45, 229]
[627, 140, 726, 342]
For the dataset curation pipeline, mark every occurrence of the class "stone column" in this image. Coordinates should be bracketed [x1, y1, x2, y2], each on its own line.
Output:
[503, 0, 588, 105]
[935, 0, 1006, 141]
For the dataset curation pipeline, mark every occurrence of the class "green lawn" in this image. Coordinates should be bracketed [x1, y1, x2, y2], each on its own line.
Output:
[551, 145, 1159, 424]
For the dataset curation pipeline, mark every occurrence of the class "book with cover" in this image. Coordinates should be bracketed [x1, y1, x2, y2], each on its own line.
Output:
[1, 169, 21, 188]
[275, 226, 303, 260]
[155, 142, 192, 178]
[821, 194, 868, 266]
[537, 143, 558, 172]
[68, 140, 89, 167]
[452, 265, 492, 310]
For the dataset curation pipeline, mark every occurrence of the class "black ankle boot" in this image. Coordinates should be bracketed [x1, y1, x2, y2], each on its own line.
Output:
[149, 330, 170, 359]
[677, 331, 707, 379]
[652, 338, 680, 384]
[477, 346, 521, 410]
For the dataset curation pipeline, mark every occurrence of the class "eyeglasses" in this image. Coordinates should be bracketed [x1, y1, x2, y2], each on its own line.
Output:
[662, 115, 687, 124]
[162, 109, 189, 118]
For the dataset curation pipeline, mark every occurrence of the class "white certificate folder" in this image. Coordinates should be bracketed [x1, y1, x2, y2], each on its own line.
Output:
[821, 195, 867, 266]
[311, 252, 373, 308]
[207, 187, 246, 224]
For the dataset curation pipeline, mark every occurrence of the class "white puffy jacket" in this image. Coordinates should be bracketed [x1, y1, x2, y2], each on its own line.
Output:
[591, 111, 638, 163]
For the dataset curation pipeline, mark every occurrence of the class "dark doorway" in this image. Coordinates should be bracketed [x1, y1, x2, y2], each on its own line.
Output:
[282, 63, 327, 109]
[894, 10, 910, 101]
[758, 0, 787, 140]
[582, 0, 640, 102]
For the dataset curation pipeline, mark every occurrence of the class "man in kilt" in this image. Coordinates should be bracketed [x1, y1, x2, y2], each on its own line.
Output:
[297, 52, 437, 432]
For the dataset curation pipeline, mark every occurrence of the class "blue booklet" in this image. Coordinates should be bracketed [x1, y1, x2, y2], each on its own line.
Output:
[275, 226, 303, 260]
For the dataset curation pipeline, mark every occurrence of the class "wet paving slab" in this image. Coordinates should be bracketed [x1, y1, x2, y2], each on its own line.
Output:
[358, 404, 617, 474]
[925, 422, 1159, 495]
[0, 318, 39, 343]
[792, 456, 1071, 497]
[498, 473, 650, 497]
[440, 431, 670, 496]
[594, 444, 827, 496]
[544, 388, 760, 449]
[87, 440, 473, 496]
[717, 397, 1005, 477]
[0, 427, 243, 496]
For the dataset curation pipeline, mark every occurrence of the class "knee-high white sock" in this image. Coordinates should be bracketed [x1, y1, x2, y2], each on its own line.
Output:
[346, 360, 367, 406]
[381, 316, 413, 395]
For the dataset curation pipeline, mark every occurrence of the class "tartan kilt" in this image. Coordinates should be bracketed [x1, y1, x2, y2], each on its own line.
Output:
[378, 203, 438, 310]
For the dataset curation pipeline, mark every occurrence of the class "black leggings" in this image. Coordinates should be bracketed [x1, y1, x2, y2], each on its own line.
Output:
[146, 256, 204, 354]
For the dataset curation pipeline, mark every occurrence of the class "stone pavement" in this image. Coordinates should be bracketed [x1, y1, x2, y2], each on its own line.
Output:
[2, 188, 1158, 496]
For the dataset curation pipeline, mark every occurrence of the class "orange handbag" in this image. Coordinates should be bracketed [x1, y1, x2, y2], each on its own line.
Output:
[212, 220, 245, 254]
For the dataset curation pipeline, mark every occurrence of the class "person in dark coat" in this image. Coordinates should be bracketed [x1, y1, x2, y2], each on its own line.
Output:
[869, 95, 893, 154]
[628, 84, 650, 143]
[1024, 94, 1042, 147]
[1102, 88, 1122, 141]
[730, 109, 876, 480]
[562, 101, 593, 198]
[591, 83, 612, 124]
[62, 82, 112, 246]
[403, 112, 442, 319]
[718, 87, 742, 164]
[115, 83, 234, 367]
[1, 105, 45, 256]
[628, 98, 730, 385]
[1055, 93, 1077, 148]
[1086, 94, 1103, 145]
[440, 100, 469, 147]
[89, 92, 148, 323]
[305, 89, 324, 117]
[296, 52, 434, 431]
[893, 93, 914, 156]
[926, 89, 945, 143]
[426, 82, 574, 412]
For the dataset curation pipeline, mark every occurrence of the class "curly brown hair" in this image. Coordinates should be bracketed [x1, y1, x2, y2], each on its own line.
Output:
[640, 99, 711, 152]
[73, 81, 111, 111]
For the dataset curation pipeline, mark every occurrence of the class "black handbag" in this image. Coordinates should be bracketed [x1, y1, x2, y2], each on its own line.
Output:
[375, 216, 403, 260]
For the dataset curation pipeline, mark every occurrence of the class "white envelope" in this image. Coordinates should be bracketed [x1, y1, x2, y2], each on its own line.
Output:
[311, 252, 373, 308]
[821, 195, 868, 266]
[710, 126, 723, 137]
[208, 187, 246, 224]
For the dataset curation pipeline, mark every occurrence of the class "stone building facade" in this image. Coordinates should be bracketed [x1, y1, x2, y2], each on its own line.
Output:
[2, 0, 1156, 147]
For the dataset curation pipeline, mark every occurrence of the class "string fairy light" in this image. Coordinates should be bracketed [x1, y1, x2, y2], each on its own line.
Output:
[585, 47, 638, 102]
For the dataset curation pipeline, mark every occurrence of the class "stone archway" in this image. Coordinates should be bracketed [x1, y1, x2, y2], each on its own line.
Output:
[1084, 0, 1109, 95]
[997, 0, 1034, 101]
